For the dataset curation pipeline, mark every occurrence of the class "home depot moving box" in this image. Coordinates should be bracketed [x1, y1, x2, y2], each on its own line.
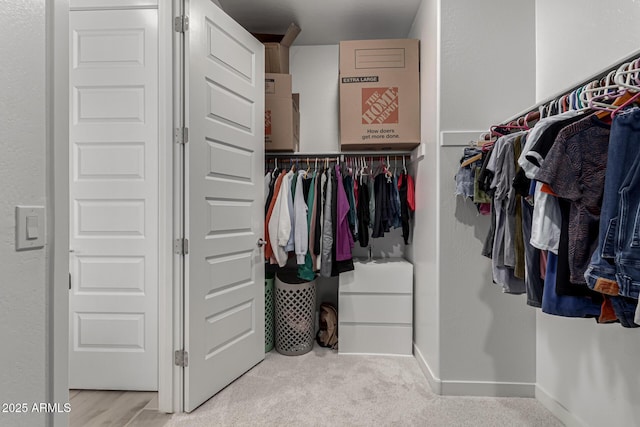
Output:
[339, 39, 420, 150]
[253, 23, 301, 73]
[265, 73, 299, 151]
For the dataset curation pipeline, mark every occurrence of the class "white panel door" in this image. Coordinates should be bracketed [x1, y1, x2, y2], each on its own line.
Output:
[184, 0, 265, 412]
[69, 9, 158, 390]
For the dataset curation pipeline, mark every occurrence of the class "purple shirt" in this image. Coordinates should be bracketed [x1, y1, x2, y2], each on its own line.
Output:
[335, 166, 354, 261]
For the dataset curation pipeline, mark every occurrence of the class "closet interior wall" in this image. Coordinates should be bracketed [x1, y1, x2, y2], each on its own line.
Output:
[534, 0, 640, 425]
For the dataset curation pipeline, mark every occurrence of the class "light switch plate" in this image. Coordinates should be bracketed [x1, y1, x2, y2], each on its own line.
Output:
[16, 206, 45, 251]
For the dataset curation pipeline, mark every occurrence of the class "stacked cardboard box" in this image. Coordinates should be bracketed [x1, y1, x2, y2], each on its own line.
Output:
[339, 39, 420, 150]
[264, 73, 299, 151]
[254, 24, 301, 152]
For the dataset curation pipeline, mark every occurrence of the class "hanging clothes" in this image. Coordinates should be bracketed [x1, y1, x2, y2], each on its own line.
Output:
[357, 177, 371, 247]
[265, 170, 286, 262]
[398, 171, 413, 245]
[344, 173, 358, 241]
[335, 165, 355, 262]
[298, 171, 316, 281]
[294, 171, 309, 265]
[320, 168, 334, 278]
[315, 169, 325, 272]
[269, 170, 294, 267]
[331, 165, 354, 275]
[486, 132, 526, 294]
[372, 172, 392, 238]
[308, 171, 319, 269]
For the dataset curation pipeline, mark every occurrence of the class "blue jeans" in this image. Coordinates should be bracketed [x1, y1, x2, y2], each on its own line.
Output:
[584, 107, 640, 327]
[585, 107, 640, 297]
[543, 252, 601, 318]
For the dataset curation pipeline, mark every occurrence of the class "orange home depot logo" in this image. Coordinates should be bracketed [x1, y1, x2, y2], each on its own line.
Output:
[265, 110, 272, 136]
[362, 87, 399, 125]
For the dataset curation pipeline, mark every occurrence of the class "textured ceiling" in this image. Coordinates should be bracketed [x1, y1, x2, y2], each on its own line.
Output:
[218, 0, 422, 45]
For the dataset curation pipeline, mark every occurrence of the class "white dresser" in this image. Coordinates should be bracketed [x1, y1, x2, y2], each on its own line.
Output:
[338, 258, 413, 355]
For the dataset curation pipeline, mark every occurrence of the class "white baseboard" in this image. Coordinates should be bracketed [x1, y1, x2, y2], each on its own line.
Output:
[535, 385, 587, 427]
[441, 380, 534, 398]
[413, 342, 441, 395]
[413, 343, 535, 398]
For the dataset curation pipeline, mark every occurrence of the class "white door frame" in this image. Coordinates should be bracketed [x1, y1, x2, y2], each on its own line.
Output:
[50, 0, 179, 423]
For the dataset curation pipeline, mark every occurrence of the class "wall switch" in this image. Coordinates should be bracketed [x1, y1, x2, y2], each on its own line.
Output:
[16, 206, 45, 251]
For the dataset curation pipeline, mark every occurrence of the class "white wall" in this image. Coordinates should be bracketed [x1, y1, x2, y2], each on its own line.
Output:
[409, 0, 538, 395]
[290, 45, 340, 153]
[408, 0, 441, 383]
[0, 1, 49, 426]
[535, 1, 640, 425]
[536, 0, 640, 101]
[438, 0, 537, 391]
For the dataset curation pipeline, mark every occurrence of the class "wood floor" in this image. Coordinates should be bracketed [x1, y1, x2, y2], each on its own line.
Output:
[69, 390, 172, 427]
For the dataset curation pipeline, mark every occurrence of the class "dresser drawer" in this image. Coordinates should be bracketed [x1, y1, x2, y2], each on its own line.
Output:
[340, 259, 413, 294]
[339, 294, 412, 324]
[339, 324, 412, 355]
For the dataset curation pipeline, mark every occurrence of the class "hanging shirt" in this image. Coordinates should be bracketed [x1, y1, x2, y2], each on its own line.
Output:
[487, 133, 526, 294]
[391, 173, 402, 228]
[265, 171, 286, 261]
[320, 169, 334, 278]
[269, 170, 294, 267]
[357, 178, 371, 247]
[526, 115, 585, 254]
[284, 171, 297, 253]
[308, 172, 319, 269]
[264, 172, 272, 209]
[294, 172, 309, 264]
[344, 174, 358, 240]
[298, 172, 316, 281]
[407, 173, 415, 211]
[265, 168, 280, 215]
[398, 172, 411, 245]
[332, 167, 354, 275]
[535, 114, 611, 287]
[335, 165, 355, 261]
[372, 173, 392, 238]
[518, 110, 584, 178]
[368, 175, 376, 229]
[314, 170, 324, 261]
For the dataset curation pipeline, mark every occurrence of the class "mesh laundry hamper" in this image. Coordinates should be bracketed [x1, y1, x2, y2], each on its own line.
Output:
[275, 269, 316, 356]
[265, 274, 275, 353]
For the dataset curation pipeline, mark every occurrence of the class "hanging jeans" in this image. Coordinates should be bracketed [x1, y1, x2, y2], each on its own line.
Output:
[584, 107, 640, 327]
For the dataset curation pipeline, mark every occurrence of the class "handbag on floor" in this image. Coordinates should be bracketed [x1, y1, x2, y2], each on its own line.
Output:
[316, 303, 338, 350]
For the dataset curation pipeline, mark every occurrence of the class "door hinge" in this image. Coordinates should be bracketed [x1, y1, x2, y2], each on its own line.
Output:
[175, 127, 189, 145]
[174, 15, 189, 33]
[174, 350, 189, 367]
[174, 238, 189, 255]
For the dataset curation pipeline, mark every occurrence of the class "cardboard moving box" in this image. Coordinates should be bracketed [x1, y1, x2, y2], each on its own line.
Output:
[253, 23, 301, 74]
[265, 73, 299, 152]
[339, 39, 420, 150]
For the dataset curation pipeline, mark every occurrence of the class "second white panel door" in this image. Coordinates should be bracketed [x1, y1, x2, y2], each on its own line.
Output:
[69, 8, 159, 390]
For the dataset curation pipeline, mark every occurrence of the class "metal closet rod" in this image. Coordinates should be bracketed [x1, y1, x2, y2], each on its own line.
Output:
[499, 47, 640, 125]
[265, 150, 414, 157]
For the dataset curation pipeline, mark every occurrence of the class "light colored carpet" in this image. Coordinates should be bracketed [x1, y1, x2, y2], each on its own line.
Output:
[167, 347, 562, 427]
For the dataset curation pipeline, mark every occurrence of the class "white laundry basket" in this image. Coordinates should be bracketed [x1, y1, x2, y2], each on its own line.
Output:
[274, 270, 316, 356]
